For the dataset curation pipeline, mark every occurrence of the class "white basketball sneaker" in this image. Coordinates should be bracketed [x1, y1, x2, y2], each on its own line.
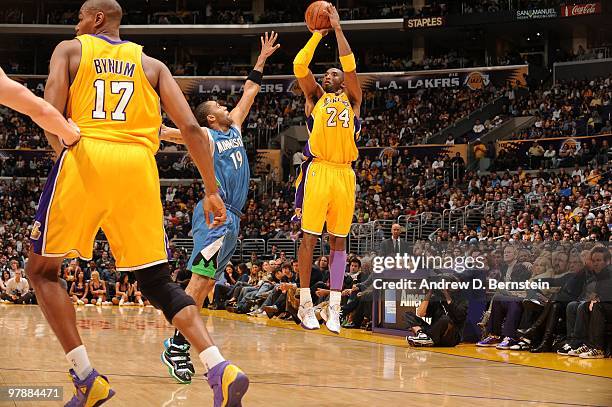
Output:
[324, 304, 341, 334]
[298, 302, 320, 330]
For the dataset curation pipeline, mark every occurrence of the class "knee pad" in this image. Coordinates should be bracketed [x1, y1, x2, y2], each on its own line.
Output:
[135, 263, 195, 323]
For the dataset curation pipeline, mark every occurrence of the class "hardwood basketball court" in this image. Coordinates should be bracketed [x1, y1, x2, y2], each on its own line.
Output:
[1, 304, 610, 406]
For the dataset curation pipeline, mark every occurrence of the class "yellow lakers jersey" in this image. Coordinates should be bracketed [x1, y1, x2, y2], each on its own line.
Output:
[67, 34, 162, 152]
[305, 92, 360, 164]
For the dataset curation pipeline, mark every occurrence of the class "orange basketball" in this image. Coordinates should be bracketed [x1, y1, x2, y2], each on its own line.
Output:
[305, 1, 331, 31]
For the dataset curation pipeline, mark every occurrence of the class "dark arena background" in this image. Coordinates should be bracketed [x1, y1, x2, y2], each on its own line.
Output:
[1, 1, 611, 406]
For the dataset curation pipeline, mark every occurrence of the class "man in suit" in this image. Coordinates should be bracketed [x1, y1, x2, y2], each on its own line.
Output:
[379, 223, 409, 257]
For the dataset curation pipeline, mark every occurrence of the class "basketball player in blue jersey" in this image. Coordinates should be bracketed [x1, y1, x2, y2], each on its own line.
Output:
[293, 6, 362, 333]
[159, 32, 280, 385]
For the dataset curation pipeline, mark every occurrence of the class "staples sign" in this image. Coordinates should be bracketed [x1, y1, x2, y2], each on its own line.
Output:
[561, 3, 601, 17]
[403, 17, 445, 29]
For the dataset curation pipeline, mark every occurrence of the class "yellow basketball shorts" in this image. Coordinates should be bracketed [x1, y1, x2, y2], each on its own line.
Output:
[293, 159, 356, 237]
[30, 138, 169, 271]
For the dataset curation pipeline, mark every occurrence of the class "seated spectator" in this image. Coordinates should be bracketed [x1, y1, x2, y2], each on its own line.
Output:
[69, 269, 89, 305]
[87, 270, 108, 306]
[477, 245, 532, 349]
[340, 257, 373, 329]
[543, 146, 557, 169]
[224, 263, 262, 309]
[405, 274, 468, 347]
[472, 119, 485, 137]
[113, 272, 143, 306]
[101, 263, 120, 298]
[254, 261, 298, 319]
[212, 264, 249, 309]
[231, 263, 284, 314]
[0, 270, 10, 293]
[563, 247, 611, 358]
[62, 263, 76, 287]
[0, 269, 34, 304]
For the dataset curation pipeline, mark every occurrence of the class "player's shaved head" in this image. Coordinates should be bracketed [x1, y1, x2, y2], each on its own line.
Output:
[81, 0, 123, 27]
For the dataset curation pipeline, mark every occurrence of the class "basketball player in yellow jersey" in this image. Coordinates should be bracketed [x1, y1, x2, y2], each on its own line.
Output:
[0, 67, 80, 147]
[293, 5, 362, 333]
[25, 1, 249, 406]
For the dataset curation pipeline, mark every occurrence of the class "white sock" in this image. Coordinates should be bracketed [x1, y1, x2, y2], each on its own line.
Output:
[329, 290, 341, 308]
[199, 346, 226, 373]
[66, 345, 93, 381]
[299, 288, 312, 307]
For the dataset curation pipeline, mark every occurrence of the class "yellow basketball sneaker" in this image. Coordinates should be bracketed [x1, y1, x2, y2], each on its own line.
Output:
[66, 368, 115, 407]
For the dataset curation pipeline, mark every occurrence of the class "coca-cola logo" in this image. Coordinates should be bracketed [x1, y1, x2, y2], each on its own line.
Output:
[561, 2, 601, 17]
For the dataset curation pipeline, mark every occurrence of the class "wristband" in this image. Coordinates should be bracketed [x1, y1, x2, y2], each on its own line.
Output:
[247, 70, 263, 86]
[340, 53, 356, 73]
[60, 138, 77, 149]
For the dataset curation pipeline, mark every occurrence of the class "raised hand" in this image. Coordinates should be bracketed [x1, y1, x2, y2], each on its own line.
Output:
[259, 31, 281, 60]
[327, 4, 341, 30]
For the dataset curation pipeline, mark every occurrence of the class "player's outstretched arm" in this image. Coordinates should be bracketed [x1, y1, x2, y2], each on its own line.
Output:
[229, 31, 280, 128]
[44, 40, 82, 156]
[159, 124, 186, 145]
[155, 59, 226, 226]
[0, 67, 80, 153]
[328, 6, 362, 116]
[294, 29, 326, 113]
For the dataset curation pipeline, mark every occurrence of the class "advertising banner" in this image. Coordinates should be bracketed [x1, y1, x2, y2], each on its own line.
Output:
[403, 16, 445, 29]
[8, 65, 528, 96]
[516, 8, 558, 20]
[560, 2, 601, 17]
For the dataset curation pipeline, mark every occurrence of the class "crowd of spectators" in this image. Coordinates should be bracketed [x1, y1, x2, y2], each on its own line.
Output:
[364, 51, 475, 73]
[399, 239, 611, 359]
[358, 83, 504, 147]
[0, 104, 49, 150]
[2, 151, 610, 343]
[509, 76, 612, 140]
[168, 49, 502, 77]
[2, 123, 611, 347]
[0, 76, 503, 169]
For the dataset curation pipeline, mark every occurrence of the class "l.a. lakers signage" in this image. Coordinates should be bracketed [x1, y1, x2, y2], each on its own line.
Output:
[464, 72, 491, 90]
[403, 16, 445, 29]
[361, 65, 527, 91]
[10, 65, 528, 95]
